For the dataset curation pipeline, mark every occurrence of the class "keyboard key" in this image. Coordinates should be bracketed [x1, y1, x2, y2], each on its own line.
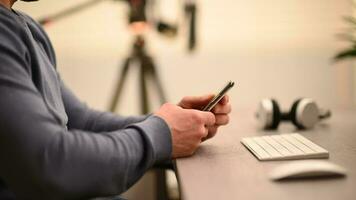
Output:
[281, 134, 315, 154]
[271, 135, 303, 155]
[241, 138, 270, 160]
[262, 136, 293, 157]
[291, 134, 328, 153]
[253, 137, 283, 159]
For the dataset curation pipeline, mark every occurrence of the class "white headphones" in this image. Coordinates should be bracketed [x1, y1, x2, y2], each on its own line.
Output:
[255, 98, 331, 129]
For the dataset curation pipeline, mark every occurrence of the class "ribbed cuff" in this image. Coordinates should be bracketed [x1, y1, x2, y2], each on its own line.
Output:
[128, 115, 172, 163]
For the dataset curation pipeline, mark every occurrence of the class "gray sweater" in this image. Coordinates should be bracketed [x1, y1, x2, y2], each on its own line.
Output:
[0, 5, 172, 200]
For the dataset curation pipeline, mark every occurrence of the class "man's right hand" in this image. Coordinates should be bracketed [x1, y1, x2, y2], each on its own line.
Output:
[154, 103, 216, 158]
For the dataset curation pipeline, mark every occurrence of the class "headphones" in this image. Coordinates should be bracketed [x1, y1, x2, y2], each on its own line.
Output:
[255, 98, 331, 129]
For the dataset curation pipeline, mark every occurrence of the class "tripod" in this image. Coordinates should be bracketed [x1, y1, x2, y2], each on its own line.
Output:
[109, 35, 172, 200]
[109, 35, 166, 114]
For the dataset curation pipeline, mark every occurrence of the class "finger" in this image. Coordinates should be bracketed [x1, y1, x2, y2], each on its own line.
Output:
[203, 126, 210, 138]
[202, 125, 219, 142]
[219, 95, 229, 105]
[180, 94, 215, 108]
[207, 125, 218, 138]
[212, 103, 231, 114]
[197, 126, 209, 142]
[198, 94, 215, 102]
[187, 94, 215, 104]
[215, 114, 230, 125]
[196, 110, 216, 126]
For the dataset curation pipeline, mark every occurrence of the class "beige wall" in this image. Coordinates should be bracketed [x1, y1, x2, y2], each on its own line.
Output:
[15, 0, 354, 112]
[354, 68, 356, 104]
[13, 0, 353, 199]
[354, 0, 356, 105]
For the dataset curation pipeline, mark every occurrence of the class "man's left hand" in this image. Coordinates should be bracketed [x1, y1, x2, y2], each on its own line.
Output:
[178, 94, 231, 141]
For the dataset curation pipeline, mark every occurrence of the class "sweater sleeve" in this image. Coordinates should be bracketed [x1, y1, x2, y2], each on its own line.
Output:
[60, 82, 150, 132]
[0, 11, 172, 200]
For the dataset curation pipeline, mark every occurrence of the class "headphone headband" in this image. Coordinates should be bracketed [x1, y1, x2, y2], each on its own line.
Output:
[319, 109, 332, 119]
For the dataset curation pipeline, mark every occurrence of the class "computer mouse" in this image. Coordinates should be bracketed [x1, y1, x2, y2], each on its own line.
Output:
[269, 160, 347, 181]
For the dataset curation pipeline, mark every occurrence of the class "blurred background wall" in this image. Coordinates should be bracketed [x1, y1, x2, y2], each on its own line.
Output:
[14, 0, 354, 112]
[14, 0, 354, 199]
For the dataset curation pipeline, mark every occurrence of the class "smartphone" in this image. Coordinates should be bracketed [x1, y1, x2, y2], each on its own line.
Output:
[202, 81, 235, 111]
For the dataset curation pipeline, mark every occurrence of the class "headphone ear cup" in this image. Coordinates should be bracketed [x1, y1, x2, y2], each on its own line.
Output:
[294, 98, 320, 129]
[269, 99, 281, 129]
[256, 98, 281, 129]
[290, 99, 304, 129]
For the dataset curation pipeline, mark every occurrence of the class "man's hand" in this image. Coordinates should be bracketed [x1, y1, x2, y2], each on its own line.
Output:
[155, 103, 215, 158]
[178, 94, 231, 141]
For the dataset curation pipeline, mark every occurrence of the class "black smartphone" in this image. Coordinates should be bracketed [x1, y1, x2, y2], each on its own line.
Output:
[202, 81, 235, 111]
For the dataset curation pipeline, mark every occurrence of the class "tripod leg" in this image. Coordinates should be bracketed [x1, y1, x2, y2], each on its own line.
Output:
[109, 58, 131, 112]
[145, 56, 167, 104]
[140, 55, 174, 200]
[139, 58, 150, 114]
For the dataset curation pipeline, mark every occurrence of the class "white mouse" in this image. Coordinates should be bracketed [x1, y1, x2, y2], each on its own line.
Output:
[269, 160, 347, 181]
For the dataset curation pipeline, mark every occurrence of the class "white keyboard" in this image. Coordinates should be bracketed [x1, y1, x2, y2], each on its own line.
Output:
[241, 133, 329, 161]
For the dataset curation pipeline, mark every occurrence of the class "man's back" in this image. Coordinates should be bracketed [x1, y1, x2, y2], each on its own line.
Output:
[0, 6, 68, 198]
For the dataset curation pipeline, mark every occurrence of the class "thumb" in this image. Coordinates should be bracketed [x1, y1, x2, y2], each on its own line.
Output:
[183, 94, 215, 107]
[194, 94, 215, 104]
[197, 110, 216, 126]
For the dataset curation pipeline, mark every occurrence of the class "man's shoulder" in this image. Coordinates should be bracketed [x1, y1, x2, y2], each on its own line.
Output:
[15, 10, 41, 28]
[0, 7, 31, 47]
[0, 6, 43, 37]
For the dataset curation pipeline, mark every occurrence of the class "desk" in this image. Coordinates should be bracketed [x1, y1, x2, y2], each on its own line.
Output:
[175, 109, 356, 200]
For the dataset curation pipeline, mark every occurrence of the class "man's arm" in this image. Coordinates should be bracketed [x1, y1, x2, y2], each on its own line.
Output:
[0, 84, 171, 199]
[61, 82, 150, 132]
[0, 18, 171, 199]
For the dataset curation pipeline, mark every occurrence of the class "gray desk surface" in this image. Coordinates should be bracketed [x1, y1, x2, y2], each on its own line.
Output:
[175, 108, 356, 200]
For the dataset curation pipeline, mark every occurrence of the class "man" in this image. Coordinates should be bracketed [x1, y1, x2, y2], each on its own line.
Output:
[0, 0, 231, 199]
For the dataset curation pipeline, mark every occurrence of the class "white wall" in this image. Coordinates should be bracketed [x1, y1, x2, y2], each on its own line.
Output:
[14, 0, 353, 199]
